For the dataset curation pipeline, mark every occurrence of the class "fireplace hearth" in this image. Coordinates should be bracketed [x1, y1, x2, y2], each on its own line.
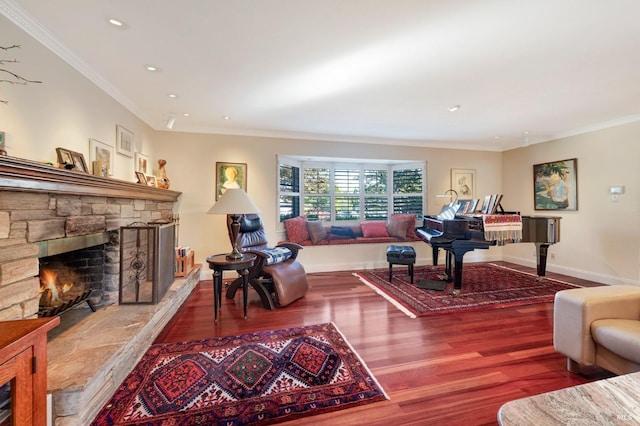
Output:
[1, 156, 188, 425]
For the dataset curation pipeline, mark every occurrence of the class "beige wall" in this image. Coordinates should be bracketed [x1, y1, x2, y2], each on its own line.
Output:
[3, 13, 639, 285]
[153, 132, 503, 274]
[1, 14, 156, 180]
[502, 124, 640, 285]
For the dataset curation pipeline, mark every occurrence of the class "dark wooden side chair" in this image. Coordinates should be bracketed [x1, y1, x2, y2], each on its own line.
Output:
[225, 214, 309, 309]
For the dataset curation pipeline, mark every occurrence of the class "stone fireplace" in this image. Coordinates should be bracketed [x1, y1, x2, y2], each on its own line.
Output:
[0, 155, 180, 320]
[0, 156, 201, 425]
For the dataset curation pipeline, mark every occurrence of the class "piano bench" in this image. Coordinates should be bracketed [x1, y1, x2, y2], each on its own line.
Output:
[386, 245, 416, 284]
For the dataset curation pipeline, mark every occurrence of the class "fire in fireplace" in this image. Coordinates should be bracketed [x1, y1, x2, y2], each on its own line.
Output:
[39, 268, 95, 317]
[37, 239, 107, 317]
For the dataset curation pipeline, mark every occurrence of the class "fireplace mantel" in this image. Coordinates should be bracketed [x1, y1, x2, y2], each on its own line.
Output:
[0, 155, 181, 202]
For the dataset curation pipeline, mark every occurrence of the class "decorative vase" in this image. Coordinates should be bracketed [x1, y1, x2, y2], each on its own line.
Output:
[157, 159, 170, 189]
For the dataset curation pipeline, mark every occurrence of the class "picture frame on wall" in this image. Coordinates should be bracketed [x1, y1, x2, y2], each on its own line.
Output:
[116, 125, 134, 157]
[89, 138, 114, 176]
[451, 168, 476, 198]
[135, 152, 150, 174]
[215, 162, 247, 200]
[533, 158, 578, 211]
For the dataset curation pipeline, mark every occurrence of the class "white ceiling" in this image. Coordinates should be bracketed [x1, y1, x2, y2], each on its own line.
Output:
[3, 0, 640, 151]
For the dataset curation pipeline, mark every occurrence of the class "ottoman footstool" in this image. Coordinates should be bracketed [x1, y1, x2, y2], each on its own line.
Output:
[386, 245, 416, 283]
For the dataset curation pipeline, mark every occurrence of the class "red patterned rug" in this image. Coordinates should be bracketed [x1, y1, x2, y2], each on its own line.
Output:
[354, 263, 581, 318]
[91, 323, 387, 425]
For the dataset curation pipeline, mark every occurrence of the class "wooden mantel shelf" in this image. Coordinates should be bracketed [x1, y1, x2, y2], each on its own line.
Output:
[0, 155, 181, 202]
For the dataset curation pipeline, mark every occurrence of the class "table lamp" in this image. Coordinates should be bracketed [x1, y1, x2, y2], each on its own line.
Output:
[207, 188, 261, 259]
[436, 189, 459, 205]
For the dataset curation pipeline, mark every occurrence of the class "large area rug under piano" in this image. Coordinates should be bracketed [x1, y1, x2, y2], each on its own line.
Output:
[91, 322, 387, 425]
[354, 263, 581, 318]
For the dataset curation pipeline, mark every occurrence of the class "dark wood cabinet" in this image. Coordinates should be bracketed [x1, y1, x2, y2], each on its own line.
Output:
[0, 318, 59, 426]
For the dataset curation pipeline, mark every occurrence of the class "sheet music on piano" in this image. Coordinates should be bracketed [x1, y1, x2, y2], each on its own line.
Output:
[436, 202, 460, 220]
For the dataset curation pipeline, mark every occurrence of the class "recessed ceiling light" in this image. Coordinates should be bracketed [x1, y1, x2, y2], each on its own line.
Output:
[183, 113, 190, 117]
[108, 18, 127, 29]
[448, 105, 460, 112]
[168, 94, 178, 99]
[145, 65, 158, 72]
[494, 136, 501, 140]
[222, 116, 231, 120]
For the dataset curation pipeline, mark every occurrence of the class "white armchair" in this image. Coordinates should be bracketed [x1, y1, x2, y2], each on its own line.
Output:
[554, 285, 640, 375]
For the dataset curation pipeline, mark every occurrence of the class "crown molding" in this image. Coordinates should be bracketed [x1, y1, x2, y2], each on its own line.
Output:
[0, 0, 140, 117]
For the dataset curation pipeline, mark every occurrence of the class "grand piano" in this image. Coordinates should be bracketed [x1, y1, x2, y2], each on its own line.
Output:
[416, 202, 560, 295]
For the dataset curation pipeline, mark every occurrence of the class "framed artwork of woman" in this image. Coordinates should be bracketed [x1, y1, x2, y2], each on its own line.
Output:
[216, 162, 247, 200]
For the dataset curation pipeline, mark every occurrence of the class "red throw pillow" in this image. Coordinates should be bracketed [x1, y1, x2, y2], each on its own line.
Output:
[361, 221, 389, 238]
[283, 216, 309, 243]
[390, 214, 417, 239]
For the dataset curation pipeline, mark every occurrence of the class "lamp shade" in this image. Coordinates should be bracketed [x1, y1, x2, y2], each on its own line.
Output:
[207, 188, 261, 215]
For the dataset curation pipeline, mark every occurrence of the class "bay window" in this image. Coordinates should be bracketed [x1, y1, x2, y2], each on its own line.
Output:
[278, 156, 425, 225]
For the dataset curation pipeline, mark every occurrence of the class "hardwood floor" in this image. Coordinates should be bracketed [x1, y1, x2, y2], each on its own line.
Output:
[155, 262, 613, 425]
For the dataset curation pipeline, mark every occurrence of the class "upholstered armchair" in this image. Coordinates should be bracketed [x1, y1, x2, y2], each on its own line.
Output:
[225, 214, 309, 309]
[554, 285, 640, 375]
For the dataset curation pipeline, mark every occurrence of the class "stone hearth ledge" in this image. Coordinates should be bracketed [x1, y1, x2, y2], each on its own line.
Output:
[47, 265, 202, 426]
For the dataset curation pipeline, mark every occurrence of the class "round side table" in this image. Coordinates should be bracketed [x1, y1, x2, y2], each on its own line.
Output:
[206, 253, 256, 321]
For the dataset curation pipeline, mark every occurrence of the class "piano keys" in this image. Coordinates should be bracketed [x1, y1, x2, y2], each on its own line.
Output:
[417, 210, 560, 295]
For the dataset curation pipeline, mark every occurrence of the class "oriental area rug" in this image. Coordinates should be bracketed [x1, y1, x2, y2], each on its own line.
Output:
[354, 263, 581, 318]
[91, 322, 388, 425]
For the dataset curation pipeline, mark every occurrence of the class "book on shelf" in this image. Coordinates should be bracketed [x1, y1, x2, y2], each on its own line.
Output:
[174, 247, 195, 277]
[175, 246, 191, 257]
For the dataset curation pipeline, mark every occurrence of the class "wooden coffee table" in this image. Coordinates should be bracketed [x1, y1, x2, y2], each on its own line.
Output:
[498, 371, 640, 425]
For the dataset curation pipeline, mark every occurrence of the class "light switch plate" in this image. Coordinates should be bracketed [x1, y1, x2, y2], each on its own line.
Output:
[610, 185, 625, 194]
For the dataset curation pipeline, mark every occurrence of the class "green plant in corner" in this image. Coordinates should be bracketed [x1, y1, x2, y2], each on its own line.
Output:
[1, 44, 42, 104]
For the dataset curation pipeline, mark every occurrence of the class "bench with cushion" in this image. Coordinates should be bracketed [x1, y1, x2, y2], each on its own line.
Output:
[386, 245, 417, 283]
[282, 214, 421, 246]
